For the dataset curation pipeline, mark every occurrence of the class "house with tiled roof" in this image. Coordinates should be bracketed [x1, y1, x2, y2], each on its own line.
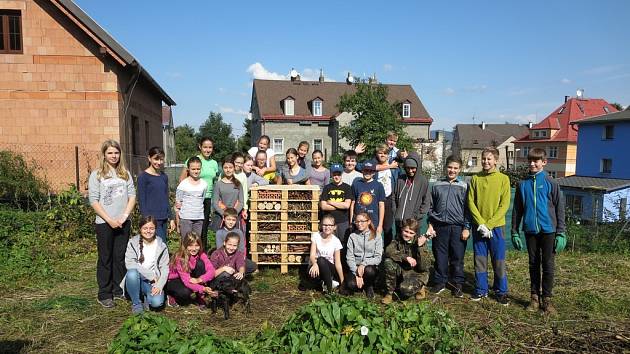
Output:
[451, 122, 529, 173]
[556, 108, 630, 222]
[249, 74, 432, 160]
[513, 92, 618, 178]
[0, 0, 175, 191]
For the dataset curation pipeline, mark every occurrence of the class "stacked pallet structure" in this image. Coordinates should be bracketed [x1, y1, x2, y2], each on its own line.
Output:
[249, 185, 319, 273]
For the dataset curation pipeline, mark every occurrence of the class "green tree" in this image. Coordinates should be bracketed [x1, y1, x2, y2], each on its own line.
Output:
[236, 117, 252, 153]
[198, 112, 236, 162]
[338, 81, 413, 157]
[174, 124, 198, 163]
[610, 102, 624, 111]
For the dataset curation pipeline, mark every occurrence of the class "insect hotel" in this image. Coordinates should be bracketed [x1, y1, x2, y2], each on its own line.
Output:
[249, 185, 319, 273]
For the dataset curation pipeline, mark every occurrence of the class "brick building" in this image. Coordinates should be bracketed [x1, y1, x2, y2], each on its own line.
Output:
[0, 0, 175, 191]
[250, 74, 432, 161]
[513, 92, 617, 178]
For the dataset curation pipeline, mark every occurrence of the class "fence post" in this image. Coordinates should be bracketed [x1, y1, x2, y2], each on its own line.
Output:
[75, 146, 80, 189]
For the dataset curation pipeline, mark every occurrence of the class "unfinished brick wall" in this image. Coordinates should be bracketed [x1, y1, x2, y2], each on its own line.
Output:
[0, 0, 166, 192]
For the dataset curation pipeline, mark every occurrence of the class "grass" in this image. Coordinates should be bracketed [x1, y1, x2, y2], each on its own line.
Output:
[0, 251, 629, 353]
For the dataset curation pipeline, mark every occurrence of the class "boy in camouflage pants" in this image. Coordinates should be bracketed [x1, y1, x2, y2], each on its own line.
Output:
[382, 219, 430, 304]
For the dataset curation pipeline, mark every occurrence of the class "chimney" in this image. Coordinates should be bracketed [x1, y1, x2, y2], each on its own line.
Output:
[481, 121, 486, 130]
[528, 121, 533, 129]
[564, 95, 569, 103]
[435, 130, 443, 141]
[318, 68, 324, 83]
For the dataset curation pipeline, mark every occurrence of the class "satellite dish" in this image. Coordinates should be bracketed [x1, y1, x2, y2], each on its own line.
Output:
[576, 88, 584, 98]
[290, 69, 299, 78]
[346, 72, 354, 84]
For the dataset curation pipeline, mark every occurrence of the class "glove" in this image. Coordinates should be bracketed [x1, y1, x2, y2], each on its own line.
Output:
[554, 233, 566, 253]
[511, 232, 523, 251]
[477, 224, 492, 238]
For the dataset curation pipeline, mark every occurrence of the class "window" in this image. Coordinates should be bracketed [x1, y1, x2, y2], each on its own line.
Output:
[313, 138, 323, 152]
[522, 146, 530, 158]
[284, 98, 294, 116]
[557, 106, 565, 114]
[548, 146, 558, 159]
[603, 125, 614, 140]
[603, 106, 610, 114]
[471, 157, 478, 167]
[402, 103, 411, 118]
[601, 158, 612, 174]
[0, 10, 22, 54]
[548, 171, 557, 178]
[533, 130, 547, 138]
[566, 195, 583, 217]
[312, 99, 322, 116]
[273, 138, 284, 153]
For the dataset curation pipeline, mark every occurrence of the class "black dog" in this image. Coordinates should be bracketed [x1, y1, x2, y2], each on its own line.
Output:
[209, 275, 251, 320]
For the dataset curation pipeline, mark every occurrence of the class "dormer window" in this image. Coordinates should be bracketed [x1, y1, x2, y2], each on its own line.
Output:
[312, 98, 322, 117]
[533, 130, 547, 138]
[283, 97, 294, 116]
[402, 103, 411, 118]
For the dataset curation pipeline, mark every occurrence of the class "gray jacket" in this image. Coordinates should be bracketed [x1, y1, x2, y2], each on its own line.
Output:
[428, 177, 471, 228]
[122, 235, 170, 291]
[346, 230, 383, 274]
[393, 153, 430, 224]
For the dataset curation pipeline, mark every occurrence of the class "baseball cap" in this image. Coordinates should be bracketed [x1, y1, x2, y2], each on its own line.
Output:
[330, 163, 343, 174]
[362, 161, 376, 171]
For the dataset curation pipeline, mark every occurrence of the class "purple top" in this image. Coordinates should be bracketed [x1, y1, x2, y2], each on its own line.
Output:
[309, 168, 330, 191]
[209, 247, 246, 272]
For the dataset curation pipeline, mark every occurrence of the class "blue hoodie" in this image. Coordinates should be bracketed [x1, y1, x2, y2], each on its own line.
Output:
[512, 171, 566, 234]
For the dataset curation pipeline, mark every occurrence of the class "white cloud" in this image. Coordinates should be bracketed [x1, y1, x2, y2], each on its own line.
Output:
[246, 62, 287, 80]
[214, 104, 248, 116]
[464, 84, 488, 93]
[218, 87, 226, 94]
[509, 113, 537, 124]
[443, 87, 456, 96]
[383, 64, 393, 72]
[561, 78, 571, 84]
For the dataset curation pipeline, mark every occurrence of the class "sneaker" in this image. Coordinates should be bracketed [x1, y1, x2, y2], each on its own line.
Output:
[381, 293, 394, 305]
[470, 293, 488, 301]
[131, 304, 144, 314]
[525, 294, 539, 312]
[415, 286, 427, 300]
[496, 294, 510, 306]
[541, 297, 557, 316]
[143, 299, 150, 311]
[97, 298, 115, 308]
[331, 280, 340, 289]
[113, 293, 126, 302]
[429, 284, 446, 295]
[452, 284, 464, 298]
[365, 286, 375, 299]
[167, 295, 179, 308]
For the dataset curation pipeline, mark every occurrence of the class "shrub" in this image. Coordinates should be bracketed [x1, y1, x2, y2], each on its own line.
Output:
[0, 150, 49, 210]
[109, 296, 465, 353]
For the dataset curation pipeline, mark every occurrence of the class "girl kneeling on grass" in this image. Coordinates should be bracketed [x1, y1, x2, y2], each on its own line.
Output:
[209, 232, 251, 282]
[308, 214, 344, 293]
[342, 212, 383, 299]
[166, 232, 217, 308]
[123, 216, 169, 314]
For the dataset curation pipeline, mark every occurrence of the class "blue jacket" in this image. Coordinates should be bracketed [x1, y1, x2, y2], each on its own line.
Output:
[512, 171, 566, 234]
[428, 177, 471, 228]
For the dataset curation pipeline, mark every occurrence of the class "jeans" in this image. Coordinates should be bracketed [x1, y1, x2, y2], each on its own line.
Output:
[96, 220, 130, 300]
[180, 219, 203, 243]
[201, 198, 212, 250]
[526, 232, 555, 297]
[155, 219, 168, 244]
[125, 269, 164, 308]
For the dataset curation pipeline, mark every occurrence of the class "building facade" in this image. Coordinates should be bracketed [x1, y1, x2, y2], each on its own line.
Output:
[249, 76, 432, 161]
[451, 122, 529, 173]
[0, 0, 175, 191]
[513, 94, 617, 178]
[557, 109, 630, 222]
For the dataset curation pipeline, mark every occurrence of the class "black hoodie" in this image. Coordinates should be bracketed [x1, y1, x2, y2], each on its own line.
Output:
[392, 152, 430, 224]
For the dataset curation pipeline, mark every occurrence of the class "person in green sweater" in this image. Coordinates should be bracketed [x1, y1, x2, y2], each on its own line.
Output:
[467, 147, 511, 306]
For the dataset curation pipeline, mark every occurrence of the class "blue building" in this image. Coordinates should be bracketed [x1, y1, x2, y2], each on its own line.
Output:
[556, 109, 630, 222]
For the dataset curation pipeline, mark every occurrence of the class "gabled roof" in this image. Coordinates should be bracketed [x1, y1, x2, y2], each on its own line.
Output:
[54, 0, 175, 106]
[251, 79, 432, 123]
[556, 175, 630, 192]
[454, 123, 529, 149]
[572, 108, 630, 125]
[515, 97, 616, 143]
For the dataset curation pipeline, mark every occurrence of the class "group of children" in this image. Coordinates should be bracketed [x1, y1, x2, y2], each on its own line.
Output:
[89, 131, 566, 315]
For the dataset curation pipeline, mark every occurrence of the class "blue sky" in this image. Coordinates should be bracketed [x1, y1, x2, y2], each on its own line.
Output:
[75, 0, 630, 136]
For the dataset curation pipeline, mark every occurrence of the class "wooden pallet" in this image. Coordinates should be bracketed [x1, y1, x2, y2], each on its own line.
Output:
[249, 185, 319, 273]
